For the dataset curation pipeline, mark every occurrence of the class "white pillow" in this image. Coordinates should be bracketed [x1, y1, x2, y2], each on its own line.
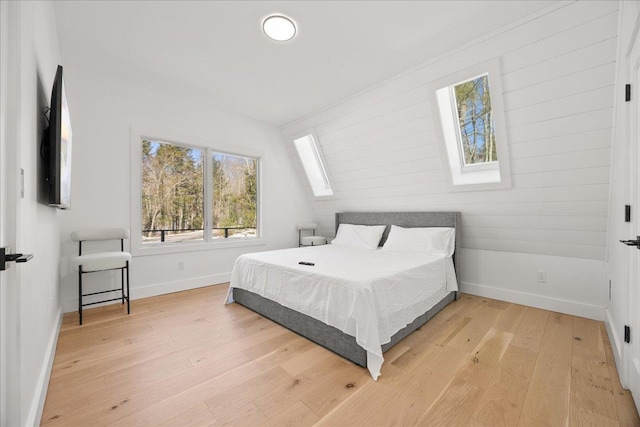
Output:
[331, 224, 386, 250]
[381, 225, 455, 256]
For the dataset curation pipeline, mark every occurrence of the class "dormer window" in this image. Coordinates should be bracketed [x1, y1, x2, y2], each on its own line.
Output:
[294, 132, 333, 197]
[430, 59, 511, 191]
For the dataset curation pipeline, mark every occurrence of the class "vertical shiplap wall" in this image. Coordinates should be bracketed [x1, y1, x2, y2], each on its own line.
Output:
[281, 1, 617, 263]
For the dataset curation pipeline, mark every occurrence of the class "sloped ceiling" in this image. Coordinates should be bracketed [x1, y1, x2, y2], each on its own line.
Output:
[281, 0, 618, 261]
[53, 1, 562, 126]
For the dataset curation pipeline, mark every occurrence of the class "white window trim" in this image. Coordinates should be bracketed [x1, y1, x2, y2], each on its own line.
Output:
[428, 58, 512, 192]
[130, 126, 265, 257]
[291, 128, 336, 199]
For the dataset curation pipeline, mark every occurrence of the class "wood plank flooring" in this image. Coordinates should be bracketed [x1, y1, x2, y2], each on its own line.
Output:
[41, 285, 640, 426]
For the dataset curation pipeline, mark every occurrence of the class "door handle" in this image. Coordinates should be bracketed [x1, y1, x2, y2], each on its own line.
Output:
[620, 236, 640, 249]
[0, 247, 34, 271]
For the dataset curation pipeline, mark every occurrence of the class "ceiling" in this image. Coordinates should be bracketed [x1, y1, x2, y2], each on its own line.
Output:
[53, 1, 563, 126]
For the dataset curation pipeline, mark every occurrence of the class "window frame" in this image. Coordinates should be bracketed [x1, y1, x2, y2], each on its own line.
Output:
[428, 58, 511, 192]
[131, 126, 264, 256]
[291, 129, 335, 199]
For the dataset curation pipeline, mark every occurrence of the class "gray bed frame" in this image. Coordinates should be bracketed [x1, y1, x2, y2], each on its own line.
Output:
[232, 211, 460, 367]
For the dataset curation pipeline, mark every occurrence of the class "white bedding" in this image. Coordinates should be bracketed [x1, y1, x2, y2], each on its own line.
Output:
[226, 244, 458, 380]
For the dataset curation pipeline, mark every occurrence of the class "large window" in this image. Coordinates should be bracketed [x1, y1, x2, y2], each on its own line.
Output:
[142, 140, 205, 243]
[430, 59, 511, 191]
[212, 153, 258, 239]
[140, 138, 259, 246]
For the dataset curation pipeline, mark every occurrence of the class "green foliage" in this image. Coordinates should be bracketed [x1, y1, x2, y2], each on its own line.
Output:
[212, 155, 257, 231]
[141, 140, 257, 240]
[141, 140, 204, 237]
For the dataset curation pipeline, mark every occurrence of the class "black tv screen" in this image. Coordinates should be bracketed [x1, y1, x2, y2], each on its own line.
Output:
[45, 65, 72, 209]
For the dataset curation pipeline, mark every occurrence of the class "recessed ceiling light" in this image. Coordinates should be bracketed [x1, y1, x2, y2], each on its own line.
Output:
[263, 15, 296, 42]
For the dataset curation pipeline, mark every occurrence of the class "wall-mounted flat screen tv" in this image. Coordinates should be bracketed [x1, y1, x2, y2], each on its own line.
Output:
[43, 65, 72, 209]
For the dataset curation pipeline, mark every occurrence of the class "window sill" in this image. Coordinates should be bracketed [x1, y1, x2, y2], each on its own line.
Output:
[132, 237, 266, 257]
[446, 179, 511, 193]
[312, 194, 338, 201]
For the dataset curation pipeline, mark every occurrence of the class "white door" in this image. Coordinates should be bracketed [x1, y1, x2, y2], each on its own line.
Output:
[0, 2, 20, 425]
[1, 2, 8, 423]
[629, 4, 640, 409]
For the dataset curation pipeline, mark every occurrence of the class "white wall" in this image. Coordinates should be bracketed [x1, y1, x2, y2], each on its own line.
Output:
[460, 249, 606, 319]
[58, 65, 314, 312]
[281, 1, 619, 319]
[1, 1, 65, 425]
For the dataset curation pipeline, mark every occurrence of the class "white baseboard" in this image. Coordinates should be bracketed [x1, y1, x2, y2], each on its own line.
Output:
[62, 273, 231, 313]
[605, 308, 628, 389]
[27, 308, 63, 427]
[460, 281, 605, 321]
[130, 272, 231, 300]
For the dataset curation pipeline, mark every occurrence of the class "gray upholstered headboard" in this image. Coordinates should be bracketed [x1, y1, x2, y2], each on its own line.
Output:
[335, 211, 461, 265]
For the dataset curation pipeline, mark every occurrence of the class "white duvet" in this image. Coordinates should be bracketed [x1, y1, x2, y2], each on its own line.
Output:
[226, 244, 458, 380]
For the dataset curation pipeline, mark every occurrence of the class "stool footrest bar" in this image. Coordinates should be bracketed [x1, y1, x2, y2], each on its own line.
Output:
[82, 297, 128, 307]
[82, 289, 123, 297]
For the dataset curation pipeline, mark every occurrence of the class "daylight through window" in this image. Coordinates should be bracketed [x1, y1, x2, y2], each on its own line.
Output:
[212, 152, 258, 239]
[453, 74, 498, 167]
[431, 61, 511, 191]
[294, 133, 333, 197]
[141, 138, 258, 244]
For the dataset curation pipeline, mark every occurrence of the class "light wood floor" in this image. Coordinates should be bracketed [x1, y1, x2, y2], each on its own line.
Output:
[41, 285, 640, 426]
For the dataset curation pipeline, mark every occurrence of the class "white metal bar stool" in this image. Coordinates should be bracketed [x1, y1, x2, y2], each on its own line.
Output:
[296, 223, 327, 247]
[71, 228, 131, 325]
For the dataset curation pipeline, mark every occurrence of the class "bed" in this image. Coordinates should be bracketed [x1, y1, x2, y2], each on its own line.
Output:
[225, 211, 460, 380]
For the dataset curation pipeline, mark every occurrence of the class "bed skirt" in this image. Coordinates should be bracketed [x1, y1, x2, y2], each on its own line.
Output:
[233, 288, 456, 367]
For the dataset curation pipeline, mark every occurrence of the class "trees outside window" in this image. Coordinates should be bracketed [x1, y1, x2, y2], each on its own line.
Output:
[429, 59, 511, 191]
[453, 74, 498, 166]
[141, 138, 258, 244]
[212, 153, 257, 239]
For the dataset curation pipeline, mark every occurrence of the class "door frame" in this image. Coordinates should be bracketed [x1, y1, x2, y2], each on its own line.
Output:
[627, 0, 640, 408]
[0, 0, 6, 422]
[0, 1, 21, 425]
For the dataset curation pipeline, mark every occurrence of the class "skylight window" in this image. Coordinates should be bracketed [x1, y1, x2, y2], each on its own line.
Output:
[429, 59, 511, 191]
[294, 133, 333, 197]
[453, 74, 497, 166]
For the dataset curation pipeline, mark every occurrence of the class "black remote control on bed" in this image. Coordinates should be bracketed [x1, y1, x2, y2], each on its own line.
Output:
[299, 261, 315, 266]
